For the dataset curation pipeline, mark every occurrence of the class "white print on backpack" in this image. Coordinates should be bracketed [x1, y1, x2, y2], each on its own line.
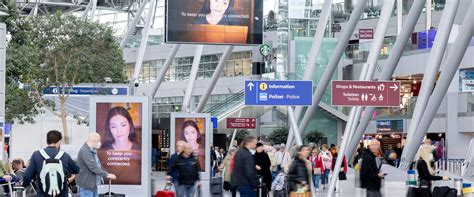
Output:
[38, 150, 65, 196]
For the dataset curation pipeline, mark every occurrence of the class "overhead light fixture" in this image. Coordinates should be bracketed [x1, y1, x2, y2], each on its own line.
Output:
[413, 80, 417, 84]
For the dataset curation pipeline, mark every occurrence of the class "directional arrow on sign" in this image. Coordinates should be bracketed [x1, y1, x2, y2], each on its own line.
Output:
[390, 84, 398, 91]
[247, 82, 255, 91]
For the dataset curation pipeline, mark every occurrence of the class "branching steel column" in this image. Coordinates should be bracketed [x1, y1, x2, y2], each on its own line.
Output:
[120, 2, 147, 48]
[182, 45, 204, 113]
[401, 3, 474, 169]
[131, 0, 157, 88]
[347, 0, 430, 163]
[195, 46, 234, 113]
[328, 1, 396, 195]
[149, 44, 181, 97]
[284, 0, 332, 150]
[298, 0, 368, 140]
[402, 0, 459, 160]
[90, 0, 97, 21]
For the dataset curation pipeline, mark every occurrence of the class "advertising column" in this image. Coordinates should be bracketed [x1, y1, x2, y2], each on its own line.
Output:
[89, 96, 151, 196]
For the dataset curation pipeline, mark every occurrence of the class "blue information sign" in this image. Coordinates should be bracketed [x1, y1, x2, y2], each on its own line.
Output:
[43, 86, 128, 96]
[245, 80, 313, 106]
[376, 119, 404, 133]
[211, 117, 218, 129]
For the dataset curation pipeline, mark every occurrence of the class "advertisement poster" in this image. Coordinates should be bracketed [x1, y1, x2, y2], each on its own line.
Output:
[95, 102, 142, 185]
[170, 113, 211, 175]
[166, 0, 263, 45]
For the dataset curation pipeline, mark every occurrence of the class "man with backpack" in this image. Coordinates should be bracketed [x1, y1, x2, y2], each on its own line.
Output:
[22, 130, 80, 196]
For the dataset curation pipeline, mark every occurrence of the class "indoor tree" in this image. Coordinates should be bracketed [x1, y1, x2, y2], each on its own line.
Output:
[3, 5, 125, 143]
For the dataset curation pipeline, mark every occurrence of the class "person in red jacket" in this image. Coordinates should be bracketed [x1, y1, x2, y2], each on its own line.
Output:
[309, 148, 324, 192]
[332, 146, 348, 192]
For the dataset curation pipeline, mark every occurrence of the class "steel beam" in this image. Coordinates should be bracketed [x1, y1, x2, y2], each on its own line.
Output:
[297, 0, 368, 144]
[401, 3, 474, 169]
[195, 46, 234, 113]
[327, 0, 396, 195]
[149, 44, 181, 97]
[345, 0, 431, 163]
[120, 2, 147, 48]
[402, 0, 459, 159]
[284, 0, 332, 151]
[182, 45, 204, 113]
[131, 0, 156, 89]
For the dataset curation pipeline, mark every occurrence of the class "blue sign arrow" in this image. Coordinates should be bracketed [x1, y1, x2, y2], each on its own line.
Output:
[245, 80, 313, 106]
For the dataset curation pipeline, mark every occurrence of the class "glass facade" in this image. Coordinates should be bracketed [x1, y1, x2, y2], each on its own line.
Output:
[125, 51, 253, 83]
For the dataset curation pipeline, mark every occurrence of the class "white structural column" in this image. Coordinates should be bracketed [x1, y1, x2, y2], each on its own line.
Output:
[90, 0, 97, 21]
[426, 0, 432, 30]
[397, 0, 403, 35]
[346, 0, 434, 163]
[400, 0, 459, 162]
[120, 2, 147, 48]
[297, 0, 368, 143]
[401, 3, 474, 169]
[327, 0, 396, 196]
[0, 24, 5, 126]
[284, 0, 332, 150]
[195, 46, 234, 113]
[131, 0, 157, 87]
[149, 44, 181, 97]
[182, 45, 204, 113]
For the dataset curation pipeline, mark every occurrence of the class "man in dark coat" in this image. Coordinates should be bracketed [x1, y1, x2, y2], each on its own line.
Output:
[231, 136, 259, 197]
[254, 142, 272, 193]
[360, 139, 386, 197]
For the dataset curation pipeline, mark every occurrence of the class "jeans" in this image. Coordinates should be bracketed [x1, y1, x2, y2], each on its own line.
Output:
[366, 190, 382, 197]
[312, 174, 321, 189]
[321, 169, 330, 185]
[237, 186, 256, 197]
[177, 184, 195, 197]
[79, 188, 98, 197]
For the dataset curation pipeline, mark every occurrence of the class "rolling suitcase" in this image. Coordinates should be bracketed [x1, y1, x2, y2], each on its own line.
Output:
[210, 176, 223, 196]
[99, 179, 126, 197]
[155, 182, 175, 197]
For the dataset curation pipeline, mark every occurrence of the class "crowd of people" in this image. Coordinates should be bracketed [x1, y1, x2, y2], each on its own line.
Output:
[0, 130, 118, 196]
[168, 136, 349, 197]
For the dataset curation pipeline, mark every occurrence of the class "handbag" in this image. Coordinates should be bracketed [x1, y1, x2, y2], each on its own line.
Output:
[223, 181, 232, 191]
[338, 171, 347, 180]
[313, 167, 322, 175]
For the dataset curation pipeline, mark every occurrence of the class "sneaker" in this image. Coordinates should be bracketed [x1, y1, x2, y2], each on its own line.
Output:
[316, 188, 320, 192]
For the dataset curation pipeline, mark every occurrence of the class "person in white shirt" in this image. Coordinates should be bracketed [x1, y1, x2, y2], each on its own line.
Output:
[274, 144, 291, 175]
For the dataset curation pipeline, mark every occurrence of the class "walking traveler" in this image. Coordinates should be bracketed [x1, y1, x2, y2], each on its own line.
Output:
[416, 144, 449, 196]
[309, 148, 323, 192]
[76, 133, 117, 197]
[360, 140, 386, 197]
[166, 143, 201, 197]
[218, 148, 237, 197]
[287, 145, 311, 193]
[22, 130, 80, 196]
[254, 142, 272, 193]
[274, 144, 291, 178]
[231, 136, 259, 197]
[319, 144, 332, 190]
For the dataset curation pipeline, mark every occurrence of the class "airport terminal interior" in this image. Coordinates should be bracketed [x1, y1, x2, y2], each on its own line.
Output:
[0, 0, 473, 196]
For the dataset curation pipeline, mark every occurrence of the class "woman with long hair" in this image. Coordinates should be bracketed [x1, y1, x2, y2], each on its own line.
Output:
[101, 106, 140, 151]
[194, 0, 240, 25]
[416, 144, 449, 195]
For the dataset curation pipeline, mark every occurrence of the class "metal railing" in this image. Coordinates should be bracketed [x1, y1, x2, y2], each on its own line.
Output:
[203, 90, 245, 117]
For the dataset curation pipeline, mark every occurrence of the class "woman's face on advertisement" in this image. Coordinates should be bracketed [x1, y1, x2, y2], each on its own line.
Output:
[109, 115, 131, 143]
[210, 0, 230, 15]
[183, 125, 198, 143]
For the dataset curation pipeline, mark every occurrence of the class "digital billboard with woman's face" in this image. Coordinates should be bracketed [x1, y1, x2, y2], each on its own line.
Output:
[166, 0, 263, 45]
[96, 103, 142, 185]
[174, 118, 206, 171]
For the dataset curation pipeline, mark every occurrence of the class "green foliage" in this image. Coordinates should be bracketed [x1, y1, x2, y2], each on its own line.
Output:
[2, 6, 125, 124]
[267, 127, 289, 145]
[305, 130, 325, 144]
[234, 130, 249, 144]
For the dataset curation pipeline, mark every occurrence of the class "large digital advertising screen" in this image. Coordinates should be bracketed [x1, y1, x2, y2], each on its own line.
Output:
[95, 102, 142, 185]
[166, 0, 263, 45]
[170, 113, 211, 177]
